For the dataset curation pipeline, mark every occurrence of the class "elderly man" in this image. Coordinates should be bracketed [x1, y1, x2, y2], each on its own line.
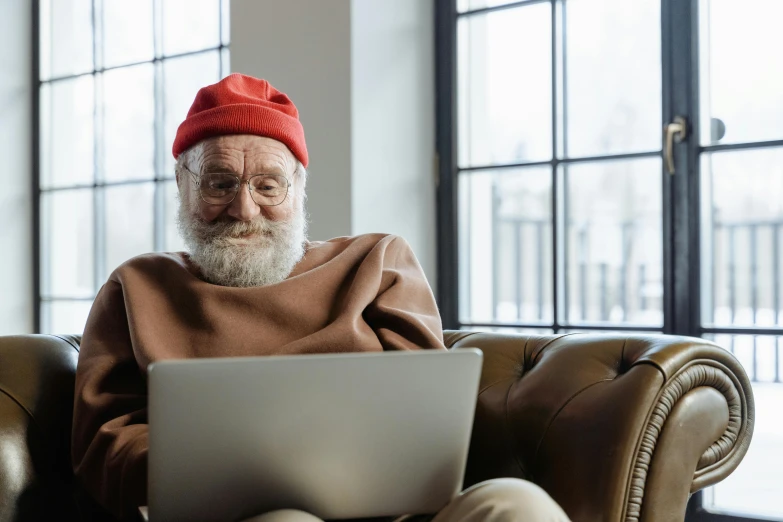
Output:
[71, 74, 569, 522]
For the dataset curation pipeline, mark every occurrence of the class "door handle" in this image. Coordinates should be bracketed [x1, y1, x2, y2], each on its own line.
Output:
[664, 116, 688, 175]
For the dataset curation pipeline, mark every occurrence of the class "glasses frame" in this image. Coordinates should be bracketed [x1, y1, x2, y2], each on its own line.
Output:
[180, 164, 291, 207]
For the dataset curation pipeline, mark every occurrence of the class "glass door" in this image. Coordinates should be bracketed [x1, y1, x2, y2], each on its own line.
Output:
[437, 0, 783, 519]
[452, 0, 665, 334]
[695, 0, 783, 518]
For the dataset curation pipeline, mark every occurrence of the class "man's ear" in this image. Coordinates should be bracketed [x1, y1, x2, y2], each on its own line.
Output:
[175, 160, 185, 190]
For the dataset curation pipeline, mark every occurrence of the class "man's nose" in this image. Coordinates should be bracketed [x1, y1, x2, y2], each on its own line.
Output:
[226, 183, 261, 221]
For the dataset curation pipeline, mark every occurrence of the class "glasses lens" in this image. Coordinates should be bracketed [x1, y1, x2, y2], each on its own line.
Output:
[201, 173, 238, 203]
[250, 174, 288, 206]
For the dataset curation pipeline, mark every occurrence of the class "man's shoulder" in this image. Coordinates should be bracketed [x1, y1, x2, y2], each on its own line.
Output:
[310, 233, 408, 250]
[304, 233, 414, 260]
[108, 252, 192, 282]
[299, 234, 420, 273]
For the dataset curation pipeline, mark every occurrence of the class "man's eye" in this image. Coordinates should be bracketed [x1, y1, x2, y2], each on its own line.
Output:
[202, 172, 238, 186]
[253, 177, 282, 190]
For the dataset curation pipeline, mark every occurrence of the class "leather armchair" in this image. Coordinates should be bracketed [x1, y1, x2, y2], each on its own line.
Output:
[0, 332, 753, 522]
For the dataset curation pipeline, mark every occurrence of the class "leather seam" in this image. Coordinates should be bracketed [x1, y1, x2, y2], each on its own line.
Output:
[531, 333, 579, 364]
[0, 386, 45, 436]
[478, 377, 512, 396]
[0, 336, 80, 462]
[623, 361, 746, 522]
[631, 359, 668, 382]
[51, 334, 80, 352]
[620, 362, 682, 521]
[689, 360, 749, 480]
[620, 338, 628, 372]
[446, 331, 480, 347]
[504, 378, 529, 478]
[632, 358, 670, 381]
[529, 377, 614, 480]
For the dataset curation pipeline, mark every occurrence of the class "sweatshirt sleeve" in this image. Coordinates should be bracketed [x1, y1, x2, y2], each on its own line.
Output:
[364, 236, 446, 351]
[72, 279, 149, 520]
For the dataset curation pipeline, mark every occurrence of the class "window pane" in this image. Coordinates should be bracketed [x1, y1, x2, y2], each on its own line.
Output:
[457, 0, 523, 13]
[102, 64, 155, 182]
[41, 300, 94, 335]
[703, 334, 783, 519]
[40, 0, 93, 80]
[165, 180, 187, 252]
[563, 158, 663, 326]
[163, 51, 221, 173]
[102, 0, 154, 68]
[104, 184, 155, 276]
[220, 47, 230, 77]
[564, 0, 661, 157]
[701, 148, 783, 327]
[458, 167, 552, 324]
[699, 0, 783, 145]
[41, 189, 94, 298]
[163, 0, 221, 56]
[40, 77, 95, 189]
[221, 0, 230, 46]
[458, 4, 552, 167]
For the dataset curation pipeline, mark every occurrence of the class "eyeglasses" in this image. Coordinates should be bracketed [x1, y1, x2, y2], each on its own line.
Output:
[181, 165, 291, 207]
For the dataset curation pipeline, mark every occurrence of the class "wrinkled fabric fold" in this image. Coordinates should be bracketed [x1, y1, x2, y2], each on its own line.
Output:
[72, 234, 445, 520]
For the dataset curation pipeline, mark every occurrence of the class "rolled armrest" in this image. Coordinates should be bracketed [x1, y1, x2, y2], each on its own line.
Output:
[444, 331, 754, 522]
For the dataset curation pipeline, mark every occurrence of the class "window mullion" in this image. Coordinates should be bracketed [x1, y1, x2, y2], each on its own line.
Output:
[153, 0, 165, 252]
[661, 0, 700, 337]
[435, 0, 460, 329]
[32, 0, 42, 333]
[550, 0, 560, 330]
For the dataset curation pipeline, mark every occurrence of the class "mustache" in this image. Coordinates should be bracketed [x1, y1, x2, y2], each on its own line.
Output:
[187, 214, 287, 244]
[208, 218, 273, 237]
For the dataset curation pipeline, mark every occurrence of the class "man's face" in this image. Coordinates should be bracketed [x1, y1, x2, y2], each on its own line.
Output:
[176, 134, 308, 287]
[179, 134, 300, 226]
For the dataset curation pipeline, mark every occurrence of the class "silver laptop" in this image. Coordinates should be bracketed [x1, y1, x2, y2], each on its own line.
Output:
[147, 349, 483, 522]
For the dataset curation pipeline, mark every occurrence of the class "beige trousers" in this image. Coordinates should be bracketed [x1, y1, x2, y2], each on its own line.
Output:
[240, 478, 570, 522]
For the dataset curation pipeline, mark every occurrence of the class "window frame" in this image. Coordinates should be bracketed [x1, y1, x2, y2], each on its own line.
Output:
[32, 0, 230, 333]
[435, 0, 782, 520]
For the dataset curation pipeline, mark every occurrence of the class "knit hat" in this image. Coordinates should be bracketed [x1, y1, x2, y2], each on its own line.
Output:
[172, 74, 309, 167]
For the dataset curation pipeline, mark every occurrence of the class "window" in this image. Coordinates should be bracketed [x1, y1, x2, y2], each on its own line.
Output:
[436, 0, 783, 520]
[35, 0, 230, 334]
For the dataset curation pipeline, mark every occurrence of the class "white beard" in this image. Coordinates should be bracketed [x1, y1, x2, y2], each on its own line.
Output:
[177, 201, 308, 288]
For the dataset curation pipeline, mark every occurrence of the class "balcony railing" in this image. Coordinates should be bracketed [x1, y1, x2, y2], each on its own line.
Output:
[488, 211, 782, 383]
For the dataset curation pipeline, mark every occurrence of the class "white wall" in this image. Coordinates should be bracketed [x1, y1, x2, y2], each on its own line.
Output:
[231, 0, 437, 287]
[0, 1, 33, 334]
[351, 0, 436, 285]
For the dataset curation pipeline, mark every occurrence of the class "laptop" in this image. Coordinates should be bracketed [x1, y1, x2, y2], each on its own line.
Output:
[147, 348, 483, 522]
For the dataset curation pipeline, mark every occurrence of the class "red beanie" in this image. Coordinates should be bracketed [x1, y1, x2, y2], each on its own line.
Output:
[172, 74, 309, 167]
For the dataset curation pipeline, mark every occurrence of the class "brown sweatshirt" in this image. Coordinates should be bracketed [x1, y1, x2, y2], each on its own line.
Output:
[71, 233, 445, 520]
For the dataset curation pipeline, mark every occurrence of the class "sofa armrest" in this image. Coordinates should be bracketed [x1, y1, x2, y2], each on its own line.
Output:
[0, 334, 82, 521]
[444, 331, 754, 522]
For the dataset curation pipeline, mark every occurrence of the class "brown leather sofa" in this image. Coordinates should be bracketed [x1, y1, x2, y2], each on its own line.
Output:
[0, 331, 753, 522]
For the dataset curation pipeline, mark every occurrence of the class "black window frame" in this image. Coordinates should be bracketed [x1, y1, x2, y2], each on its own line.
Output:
[31, 0, 230, 333]
[435, 0, 783, 520]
